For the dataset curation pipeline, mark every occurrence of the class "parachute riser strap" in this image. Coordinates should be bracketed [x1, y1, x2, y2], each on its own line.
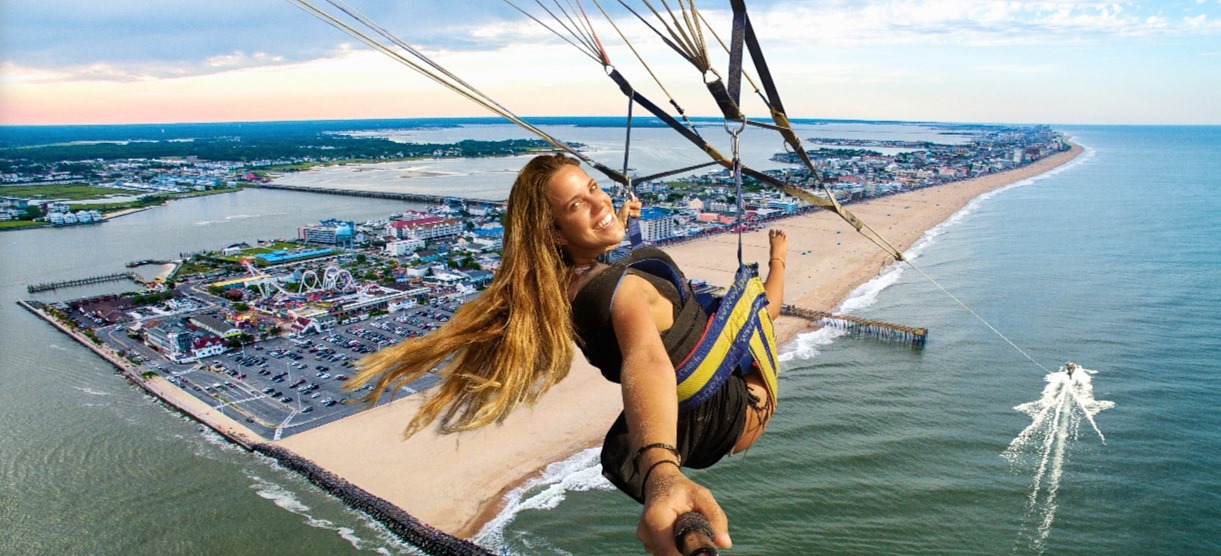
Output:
[729, 0, 905, 264]
[706, 76, 744, 122]
[732, 0, 787, 115]
[623, 91, 634, 188]
[727, 2, 747, 106]
[623, 91, 644, 248]
[727, 119, 745, 266]
[770, 108, 826, 186]
[634, 161, 718, 184]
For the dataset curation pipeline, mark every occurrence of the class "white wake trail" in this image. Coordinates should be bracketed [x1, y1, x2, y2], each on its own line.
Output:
[1003, 364, 1114, 553]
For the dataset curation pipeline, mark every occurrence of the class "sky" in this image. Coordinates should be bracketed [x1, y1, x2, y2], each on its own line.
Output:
[2, 0, 1219, 126]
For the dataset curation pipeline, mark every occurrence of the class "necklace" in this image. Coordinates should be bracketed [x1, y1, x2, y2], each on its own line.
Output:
[572, 261, 596, 275]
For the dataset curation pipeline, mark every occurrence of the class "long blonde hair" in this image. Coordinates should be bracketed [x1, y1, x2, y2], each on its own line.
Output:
[348, 153, 580, 436]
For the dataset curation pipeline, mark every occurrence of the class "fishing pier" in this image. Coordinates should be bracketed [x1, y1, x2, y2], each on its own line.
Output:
[783, 305, 928, 349]
[27, 272, 148, 293]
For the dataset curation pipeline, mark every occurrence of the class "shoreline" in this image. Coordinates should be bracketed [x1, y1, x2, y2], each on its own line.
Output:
[20, 144, 1082, 551]
[15, 300, 263, 447]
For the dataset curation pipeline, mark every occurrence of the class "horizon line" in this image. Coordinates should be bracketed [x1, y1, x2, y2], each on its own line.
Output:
[3, 116, 1218, 130]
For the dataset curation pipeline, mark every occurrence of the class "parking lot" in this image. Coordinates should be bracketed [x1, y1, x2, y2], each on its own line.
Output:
[160, 300, 465, 440]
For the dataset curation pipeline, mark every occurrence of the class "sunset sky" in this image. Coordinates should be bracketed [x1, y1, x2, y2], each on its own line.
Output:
[2, 1, 1219, 126]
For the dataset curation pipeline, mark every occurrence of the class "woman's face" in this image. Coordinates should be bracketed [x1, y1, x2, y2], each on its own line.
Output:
[546, 164, 624, 259]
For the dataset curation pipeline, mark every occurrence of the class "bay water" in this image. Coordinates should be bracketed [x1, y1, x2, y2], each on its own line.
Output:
[1, 124, 1217, 555]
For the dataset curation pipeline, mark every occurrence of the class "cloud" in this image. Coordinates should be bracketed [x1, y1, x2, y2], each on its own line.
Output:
[7, 1, 1220, 77]
[697, 1, 1221, 48]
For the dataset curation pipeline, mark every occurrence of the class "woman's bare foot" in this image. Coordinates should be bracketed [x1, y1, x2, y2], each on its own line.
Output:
[768, 229, 787, 264]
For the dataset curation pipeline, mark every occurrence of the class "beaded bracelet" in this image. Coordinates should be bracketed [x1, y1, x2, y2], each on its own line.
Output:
[632, 442, 682, 473]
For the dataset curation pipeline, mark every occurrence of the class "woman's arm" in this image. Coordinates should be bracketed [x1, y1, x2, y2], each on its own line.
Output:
[764, 229, 787, 321]
[611, 274, 732, 555]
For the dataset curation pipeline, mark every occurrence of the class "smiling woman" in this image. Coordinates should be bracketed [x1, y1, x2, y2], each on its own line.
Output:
[347, 152, 788, 554]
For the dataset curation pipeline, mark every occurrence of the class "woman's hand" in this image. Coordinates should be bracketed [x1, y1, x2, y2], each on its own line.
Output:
[618, 192, 642, 226]
[637, 464, 731, 556]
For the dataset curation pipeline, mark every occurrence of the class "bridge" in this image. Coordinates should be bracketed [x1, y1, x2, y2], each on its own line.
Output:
[254, 183, 503, 207]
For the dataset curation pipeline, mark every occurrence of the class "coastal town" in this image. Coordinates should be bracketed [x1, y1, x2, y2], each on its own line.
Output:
[3, 118, 1091, 553]
[13, 123, 1069, 442]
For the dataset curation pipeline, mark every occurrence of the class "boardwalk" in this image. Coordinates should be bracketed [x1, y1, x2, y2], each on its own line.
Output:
[783, 305, 928, 349]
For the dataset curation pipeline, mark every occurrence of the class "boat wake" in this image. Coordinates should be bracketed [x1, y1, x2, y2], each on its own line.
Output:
[1003, 363, 1113, 553]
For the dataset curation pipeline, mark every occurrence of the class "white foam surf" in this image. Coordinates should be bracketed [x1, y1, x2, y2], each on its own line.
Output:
[247, 473, 415, 554]
[778, 325, 844, 362]
[474, 447, 614, 551]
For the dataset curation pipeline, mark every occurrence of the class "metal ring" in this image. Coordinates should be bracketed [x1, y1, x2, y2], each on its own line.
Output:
[723, 117, 746, 136]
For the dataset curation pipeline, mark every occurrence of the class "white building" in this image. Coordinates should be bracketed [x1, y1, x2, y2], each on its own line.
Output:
[638, 216, 676, 242]
[300, 226, 338, 244]
[385, 238, 426, 257]
[388, 216, 461, 240]
[189, 337, 226, 360]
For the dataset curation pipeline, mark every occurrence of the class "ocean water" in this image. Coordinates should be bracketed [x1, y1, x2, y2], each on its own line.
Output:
[480, 126, 1221, 555]
[2, 124, 1218, 555]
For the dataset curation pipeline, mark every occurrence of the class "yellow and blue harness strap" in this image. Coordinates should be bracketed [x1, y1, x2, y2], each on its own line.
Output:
[673, 263, 779, 413]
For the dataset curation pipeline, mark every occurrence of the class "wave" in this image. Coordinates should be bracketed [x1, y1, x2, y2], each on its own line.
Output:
[778, 325, 845, 362]
[73, 386, 112, 396]
[194, 212, 287, 226]
[474, 448, 614, 552]
[247, 473, 416, 554]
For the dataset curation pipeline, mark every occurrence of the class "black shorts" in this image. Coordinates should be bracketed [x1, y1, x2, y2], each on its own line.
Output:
[600, 374, 750, 503]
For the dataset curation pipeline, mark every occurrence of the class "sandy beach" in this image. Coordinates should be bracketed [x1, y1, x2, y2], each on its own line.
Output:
[273, 144, 1082, 538]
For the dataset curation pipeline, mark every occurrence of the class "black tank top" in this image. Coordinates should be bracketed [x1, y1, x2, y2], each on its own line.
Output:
[571, 247, 708, 383]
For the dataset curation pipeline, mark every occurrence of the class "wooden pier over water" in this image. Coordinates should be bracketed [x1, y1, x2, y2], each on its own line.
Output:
[255, 183, 503, 207]
[782, 305, 928, 349]
[27, 272, 147, 293]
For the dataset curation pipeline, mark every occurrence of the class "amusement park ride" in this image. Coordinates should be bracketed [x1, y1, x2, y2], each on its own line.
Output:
[239, 259, 357, 300]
